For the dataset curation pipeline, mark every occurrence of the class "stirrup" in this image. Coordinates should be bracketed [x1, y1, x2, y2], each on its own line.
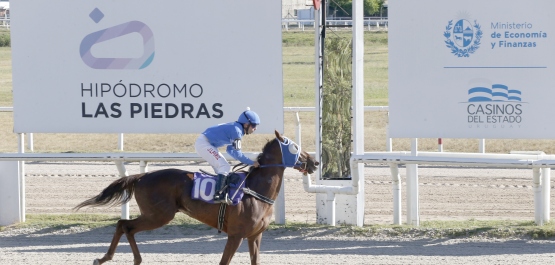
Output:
[214, 193, 232, 205]
[221, 193, 232, 205]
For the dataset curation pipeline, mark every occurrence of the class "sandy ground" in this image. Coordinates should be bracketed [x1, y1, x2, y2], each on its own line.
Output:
[1, 161, 555, 264]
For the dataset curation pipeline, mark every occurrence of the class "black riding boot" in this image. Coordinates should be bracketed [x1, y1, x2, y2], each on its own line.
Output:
[213, 174, 231, 204]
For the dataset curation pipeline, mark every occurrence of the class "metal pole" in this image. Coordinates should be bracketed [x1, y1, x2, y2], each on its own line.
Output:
[295, 112, 302, 146]
[17, 133, 25, 222]
[352, 0, 365, 227]
[438, 138, 443, 152]
[118, 133, 124, 151]
[386, 112, 392, 152]
[479, 139, 486, 153]
[28, 133, 34, 152]
[314, 3, 324, 181]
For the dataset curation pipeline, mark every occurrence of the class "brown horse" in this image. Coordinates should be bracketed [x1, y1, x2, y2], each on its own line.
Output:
[74, 130, 319, 265]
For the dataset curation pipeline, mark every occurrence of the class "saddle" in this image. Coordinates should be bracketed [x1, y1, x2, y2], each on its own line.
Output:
[192, 171, 247, 206]
[192, 169, 277, 233]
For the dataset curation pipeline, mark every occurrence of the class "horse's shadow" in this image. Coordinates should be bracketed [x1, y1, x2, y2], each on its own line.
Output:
[2, 224, 554, 257]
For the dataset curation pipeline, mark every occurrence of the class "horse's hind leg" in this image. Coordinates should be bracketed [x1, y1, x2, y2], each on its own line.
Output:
[94, 218, 128, 264]
[95, 216, 173, 265]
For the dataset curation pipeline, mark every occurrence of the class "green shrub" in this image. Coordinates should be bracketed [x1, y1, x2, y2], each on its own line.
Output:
[322, 37, 352, 179]
[0, 31, 10, 47]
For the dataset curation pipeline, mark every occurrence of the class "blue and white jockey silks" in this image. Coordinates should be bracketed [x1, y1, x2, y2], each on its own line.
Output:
[199, 121, 255, 165]
[192, 172, 247, 206]
[279, 137, 301, 167]
[195, 122, 254, 175]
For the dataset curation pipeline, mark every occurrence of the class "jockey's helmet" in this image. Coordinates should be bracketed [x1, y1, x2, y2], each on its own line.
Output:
[238, 107, 260, 126]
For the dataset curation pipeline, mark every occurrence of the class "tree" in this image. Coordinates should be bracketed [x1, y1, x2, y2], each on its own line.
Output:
[328, 0, 385, 17]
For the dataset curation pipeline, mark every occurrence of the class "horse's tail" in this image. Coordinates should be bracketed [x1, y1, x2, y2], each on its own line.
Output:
[73, 173, 144, 211]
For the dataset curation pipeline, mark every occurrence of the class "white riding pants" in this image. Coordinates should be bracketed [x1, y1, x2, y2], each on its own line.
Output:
[194, 134, 230, 175]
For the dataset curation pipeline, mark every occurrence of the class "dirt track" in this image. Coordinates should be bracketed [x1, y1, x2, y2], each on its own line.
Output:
[1, 162, 555, 264]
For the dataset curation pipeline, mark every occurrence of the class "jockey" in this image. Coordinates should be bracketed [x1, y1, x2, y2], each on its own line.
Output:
[194, 107, 261, 204]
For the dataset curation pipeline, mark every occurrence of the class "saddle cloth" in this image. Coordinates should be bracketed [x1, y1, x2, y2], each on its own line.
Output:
[192, 172, 247, 206]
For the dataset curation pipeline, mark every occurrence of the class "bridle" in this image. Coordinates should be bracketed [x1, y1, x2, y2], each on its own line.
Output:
[258, 137, 307, 173]
[295, 160, 309, 174]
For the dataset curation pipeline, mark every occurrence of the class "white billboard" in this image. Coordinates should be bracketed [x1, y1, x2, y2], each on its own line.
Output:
[389, 0, 555, 139]
[10, 0, 283, 133]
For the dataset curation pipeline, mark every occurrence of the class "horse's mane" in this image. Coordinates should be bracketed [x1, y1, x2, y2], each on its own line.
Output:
[256, 138, 277, 161]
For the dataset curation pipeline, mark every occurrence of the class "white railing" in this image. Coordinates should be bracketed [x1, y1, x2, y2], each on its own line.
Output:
[282, 18, 388, 31]
[2, 105, 553, 227]
[0, 16, 9, 29]
[0, 17, 387, 31]
[349, 151, 552, 226]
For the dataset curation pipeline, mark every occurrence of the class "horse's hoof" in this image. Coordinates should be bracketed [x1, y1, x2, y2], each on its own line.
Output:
[93, 259, 100, 265]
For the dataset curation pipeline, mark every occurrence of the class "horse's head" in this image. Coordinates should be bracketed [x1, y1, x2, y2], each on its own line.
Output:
[274, 130, 319, 175]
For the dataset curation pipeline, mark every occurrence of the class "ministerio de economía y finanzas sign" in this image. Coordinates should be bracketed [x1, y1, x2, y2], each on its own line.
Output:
[389, 0, 553, 139]
[10, 0, 283, 133]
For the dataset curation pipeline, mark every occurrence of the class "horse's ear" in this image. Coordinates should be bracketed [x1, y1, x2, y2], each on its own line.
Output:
[274, 130, 284, 142]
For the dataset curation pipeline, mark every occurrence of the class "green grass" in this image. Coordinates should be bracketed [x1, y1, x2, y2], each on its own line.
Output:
[0, 213, 208, 232]
[282, 30, 389, 107]
[295, 219, 555, 239]
[0, 46, 12, 106]
[3, 214, 554, 239]
[0, 214, 122, 231]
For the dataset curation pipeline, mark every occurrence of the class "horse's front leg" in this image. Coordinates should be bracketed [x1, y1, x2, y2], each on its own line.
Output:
[247, 233, 263, 265]
[219, 235, 243, 265]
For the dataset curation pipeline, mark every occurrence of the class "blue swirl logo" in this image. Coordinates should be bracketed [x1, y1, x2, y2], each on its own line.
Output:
[80, 8, 155, 70]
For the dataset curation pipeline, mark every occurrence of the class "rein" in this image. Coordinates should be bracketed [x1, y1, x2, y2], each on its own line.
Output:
[259, 162, 302, 168]
[228, 167, 276, 205]
[242, 188, 274, 205]
[216, 136, 303, 233]
[232, 137, 305, 205]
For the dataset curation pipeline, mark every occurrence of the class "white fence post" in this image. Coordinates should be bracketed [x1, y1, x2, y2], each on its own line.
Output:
[115, 161, 129, 220]
[406, 138, 419, 226]
[533, 168, 543, 225]
[275, 112, 303, 224]
[541, 168, 551, 223]
[17, 133, 26, 222]
[0, 161, 20, 226]
[140, 160, 148, 173]
[390, 164, 402, 225]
